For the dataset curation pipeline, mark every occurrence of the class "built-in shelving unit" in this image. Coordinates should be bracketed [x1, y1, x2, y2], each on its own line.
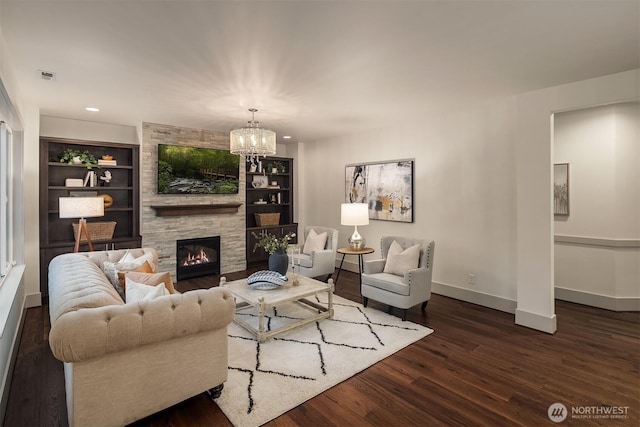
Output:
[245, 156, 297, 264]
[39, 137, 141, 299]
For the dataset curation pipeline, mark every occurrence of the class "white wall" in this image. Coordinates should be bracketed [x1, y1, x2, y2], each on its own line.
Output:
[40, 115, 139, 144]
[299, 69, 639, 332]
[0, 10, 28, 418]
[515, 69, 639, 332]
[299, 97, 519, 312]
[554, 103, 639, 310]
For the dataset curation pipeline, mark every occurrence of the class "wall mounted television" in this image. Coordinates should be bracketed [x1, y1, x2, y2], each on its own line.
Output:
[157, 144, 240, 194]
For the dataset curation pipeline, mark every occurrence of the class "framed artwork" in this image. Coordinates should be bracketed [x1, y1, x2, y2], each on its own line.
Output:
[345, 159, 414, 223]
[554, 163, 569, 216]
[251, 175, 268, 188]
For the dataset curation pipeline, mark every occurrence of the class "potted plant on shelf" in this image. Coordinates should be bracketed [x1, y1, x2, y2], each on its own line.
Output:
[252, 230, 296, 274]
[267, 161, 285, 174]
[58, 148, 98, 169]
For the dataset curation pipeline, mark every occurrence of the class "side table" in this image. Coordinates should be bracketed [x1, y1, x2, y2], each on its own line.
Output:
[334, 247, 375, 286]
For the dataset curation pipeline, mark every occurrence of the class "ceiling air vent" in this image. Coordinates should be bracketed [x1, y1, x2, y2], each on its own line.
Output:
[39, 70, 56, 81]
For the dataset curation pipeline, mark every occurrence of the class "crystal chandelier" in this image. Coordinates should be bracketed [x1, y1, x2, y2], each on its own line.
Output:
[229, 108, 276, 161]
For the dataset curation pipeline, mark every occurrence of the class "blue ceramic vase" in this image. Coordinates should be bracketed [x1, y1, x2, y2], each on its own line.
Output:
[268, 249, 289, 275]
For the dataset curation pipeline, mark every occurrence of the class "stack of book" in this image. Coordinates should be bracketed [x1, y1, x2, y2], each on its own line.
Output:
[98, 159, 117, 166]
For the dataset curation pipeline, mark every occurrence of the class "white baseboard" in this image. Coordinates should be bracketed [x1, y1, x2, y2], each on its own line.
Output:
[431, 281, 517, 314]
[334, 256, 365, 274]
[555, 287, 640, 311]
[515, 308, 557, 334]
[25, 292, 42, 308]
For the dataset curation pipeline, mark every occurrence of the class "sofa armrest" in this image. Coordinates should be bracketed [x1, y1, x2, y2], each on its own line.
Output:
[363, 259, 385, 274]
[49, 287, 235, 363]
[310, 249, 335, 267]
[403, 266, 431, 289]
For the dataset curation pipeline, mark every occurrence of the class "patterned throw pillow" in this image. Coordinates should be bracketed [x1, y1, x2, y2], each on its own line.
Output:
[103, 259, 154, 298]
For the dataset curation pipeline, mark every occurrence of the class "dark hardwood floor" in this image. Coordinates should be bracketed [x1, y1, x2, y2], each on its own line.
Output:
[4, 266, 639, 426]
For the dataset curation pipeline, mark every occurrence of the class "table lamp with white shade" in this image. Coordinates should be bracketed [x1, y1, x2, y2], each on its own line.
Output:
[341, 203, 369, 250]
[59, 197, 104, 252]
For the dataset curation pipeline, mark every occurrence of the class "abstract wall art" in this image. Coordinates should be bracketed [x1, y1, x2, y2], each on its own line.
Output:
[345, 159, 414, 223]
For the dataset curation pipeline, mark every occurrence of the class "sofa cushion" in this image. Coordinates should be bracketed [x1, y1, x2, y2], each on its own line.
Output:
[104, 259, 153, 297]
[302, 229, 328, 254]
[121, 271, 176, 294]
[120, 250, 156, 267]
[48, 253, 124, 324]
[86, 248, 158, 272]
[116, 262, 156, 289]
[362, 272, 410, 296]
[383, 240, 421, 276]
[125, 279, 169, 303]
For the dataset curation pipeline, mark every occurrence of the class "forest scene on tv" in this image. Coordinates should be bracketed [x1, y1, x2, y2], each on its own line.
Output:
[157, 144, 240, 194]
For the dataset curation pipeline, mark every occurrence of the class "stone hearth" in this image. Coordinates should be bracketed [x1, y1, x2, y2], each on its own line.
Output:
[141, 122, 246, 279]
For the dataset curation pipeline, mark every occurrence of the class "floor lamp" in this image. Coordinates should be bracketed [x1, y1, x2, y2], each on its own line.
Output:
[341, 203, 369, 250]
[59, 197, 105, 253]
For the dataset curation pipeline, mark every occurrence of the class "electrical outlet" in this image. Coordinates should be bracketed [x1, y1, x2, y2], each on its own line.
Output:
[468, 273, 476, 285]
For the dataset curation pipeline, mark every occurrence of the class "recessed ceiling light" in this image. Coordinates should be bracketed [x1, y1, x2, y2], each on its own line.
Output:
[282, 136, 292, 139]
[85, 107, 100, 112]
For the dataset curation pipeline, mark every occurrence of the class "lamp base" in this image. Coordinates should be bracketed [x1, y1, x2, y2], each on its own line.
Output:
[348, 235, 366, 251]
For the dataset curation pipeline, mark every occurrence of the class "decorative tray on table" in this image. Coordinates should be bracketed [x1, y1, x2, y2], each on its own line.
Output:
[247, 270, 288, 290]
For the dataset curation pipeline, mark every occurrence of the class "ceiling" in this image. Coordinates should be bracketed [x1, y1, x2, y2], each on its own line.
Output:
[1, 1, 638, 143]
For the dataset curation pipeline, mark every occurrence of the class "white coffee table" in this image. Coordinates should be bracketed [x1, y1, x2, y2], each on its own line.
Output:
[221, 274, 334, 343]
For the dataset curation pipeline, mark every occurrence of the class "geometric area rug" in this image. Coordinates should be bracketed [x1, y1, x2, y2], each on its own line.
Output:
[215, 293, 434, 427]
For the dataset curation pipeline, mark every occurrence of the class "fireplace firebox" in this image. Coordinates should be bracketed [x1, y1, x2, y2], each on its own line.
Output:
[176, 236, 220, 281]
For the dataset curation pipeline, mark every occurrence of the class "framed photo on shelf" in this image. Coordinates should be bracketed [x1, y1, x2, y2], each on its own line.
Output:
[345, 159, 414, 223]
[251, 175, 268, 188]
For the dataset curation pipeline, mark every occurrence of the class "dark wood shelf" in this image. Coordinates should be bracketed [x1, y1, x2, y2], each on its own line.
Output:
[47, 162, 134, 170]
[48, 186, 133, 190]
[40, 137, 141, 300]
[245, 156, 296, 265]
[151, 203, 243, 216]
[48, 207, 134, 214]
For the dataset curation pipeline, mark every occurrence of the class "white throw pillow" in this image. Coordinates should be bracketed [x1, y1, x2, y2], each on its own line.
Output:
[103, 259, 152, 297]
[383, 240, 421, 276]
[125, 278, 168, 303]
[120, 251, 155, 271]
[302, 229, 328, 255]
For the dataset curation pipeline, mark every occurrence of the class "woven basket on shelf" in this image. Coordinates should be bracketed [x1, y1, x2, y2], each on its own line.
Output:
[72, 221, 117, 241]
[254, 213, 280, 226]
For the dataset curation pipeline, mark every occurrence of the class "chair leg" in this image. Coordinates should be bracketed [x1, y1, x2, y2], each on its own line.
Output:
[421, 300, 429, 311]
[362, 297, 368, 307]
[402, 309, 407, 321]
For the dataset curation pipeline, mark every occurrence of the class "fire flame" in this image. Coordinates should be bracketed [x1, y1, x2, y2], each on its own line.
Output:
[181, 248, 210, 267]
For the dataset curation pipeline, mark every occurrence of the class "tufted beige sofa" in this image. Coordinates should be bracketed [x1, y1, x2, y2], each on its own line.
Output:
[47, 248, 235, 427]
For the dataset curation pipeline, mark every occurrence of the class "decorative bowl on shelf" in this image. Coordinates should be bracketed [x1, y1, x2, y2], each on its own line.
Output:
[101, 155, 113, 160]
[99, 194, 113, 208]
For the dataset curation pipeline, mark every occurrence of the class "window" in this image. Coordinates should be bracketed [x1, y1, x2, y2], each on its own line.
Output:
[0, 120, 14, 282]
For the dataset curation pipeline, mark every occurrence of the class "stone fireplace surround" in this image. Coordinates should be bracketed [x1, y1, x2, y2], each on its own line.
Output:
[141, 122, 246, 280]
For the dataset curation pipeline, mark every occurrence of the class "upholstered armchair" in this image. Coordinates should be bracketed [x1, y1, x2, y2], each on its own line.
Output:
[289, 226, 339, 281]
[361, 236, 435, 320]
